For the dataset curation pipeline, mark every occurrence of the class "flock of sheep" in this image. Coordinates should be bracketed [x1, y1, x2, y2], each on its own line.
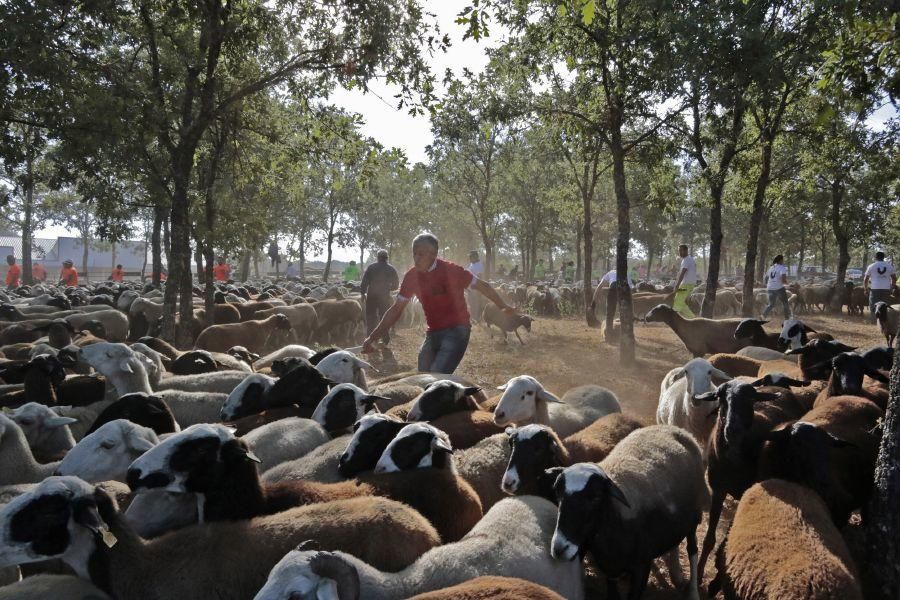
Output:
[0, 273, 896, 600]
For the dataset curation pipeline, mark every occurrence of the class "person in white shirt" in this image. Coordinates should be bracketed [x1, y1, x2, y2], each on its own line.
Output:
[590, 267, 634, 342]
[466, 250, 485, 323]
[762, 254, 791, 318]
[672, 244, 698, 317]
[864, 251, 897, 322]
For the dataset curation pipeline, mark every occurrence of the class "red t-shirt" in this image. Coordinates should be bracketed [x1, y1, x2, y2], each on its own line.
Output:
[6, 264, 20, 287]
[110, 268, 124, 282]
[60, 267, 78, 286]
[398, 259, 474, 331]
[214, 264, 231, 281]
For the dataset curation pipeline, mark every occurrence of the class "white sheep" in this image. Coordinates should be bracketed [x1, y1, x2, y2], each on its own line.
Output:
[0, 413, 56, 485]
[493, 376, 620, 438]
[253, 344, 315, 370]
[261, 435, 351, 484]
[253, 495, 585, 600]
[656, 358, 732, 453]
[6, 402, 77, 460]
[240, 417, 330, 469]
[55, 419, 158, 483]
[155, 371, 250, 395]
[315, 351, 374, 391]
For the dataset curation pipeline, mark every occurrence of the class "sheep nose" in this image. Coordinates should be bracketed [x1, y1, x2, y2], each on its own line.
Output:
[494, 411, 505, 422]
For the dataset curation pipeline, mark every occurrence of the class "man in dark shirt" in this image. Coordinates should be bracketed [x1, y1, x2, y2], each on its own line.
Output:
[360, 249, 400, 344]
[362, 233, 515, 374]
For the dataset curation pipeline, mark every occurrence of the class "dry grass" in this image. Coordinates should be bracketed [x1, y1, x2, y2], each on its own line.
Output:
[371, 310, 883, 599]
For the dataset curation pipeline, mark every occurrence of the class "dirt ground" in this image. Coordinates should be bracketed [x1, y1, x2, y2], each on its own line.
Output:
[374, 310, 885, 599]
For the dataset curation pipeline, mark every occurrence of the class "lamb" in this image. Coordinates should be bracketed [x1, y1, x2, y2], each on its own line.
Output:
[710, 480, 862, 600]
[64, 310, 128, 343]
[55, 419, 159, 482]
[492, 376, 621, 438]
[643, 304, 750, 357]
[758, 401, 882, 525]
[128, 424, 482, 543]
[482, 303, 534, 345]
[194, 314, 294, 355]
[5, 402, 77, 461]
[501, 413, 644, 497]
[657, 358, 733, 453]
[314, 350, 374, 391]
[873, 301, 899, 347]
[252, 495, 585, 600]
[85, 393, 180, 436]
[256, 304, 318, 344]
[548, 425, 708, 599]
[778, 317, 819, 349]
[310, 384, 388, 434]
[693, 381, 805, 577]
[0, 477, 440, 600]
[241, 417, 330, 468]
[732, 318, 783, 350]
[252, 344, 314, 370]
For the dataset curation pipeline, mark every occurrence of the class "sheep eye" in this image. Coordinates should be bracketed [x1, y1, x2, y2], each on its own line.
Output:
[18, 418, 34, 426]
[100, 440, 116, 449]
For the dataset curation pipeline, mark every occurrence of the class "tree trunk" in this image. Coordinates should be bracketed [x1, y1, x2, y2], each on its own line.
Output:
[194, 246, 205, 284]
[831, 180, 850, 288]
[240, 251, 250, 283]
[152, 203, 165, 286]
[610, 109, 635, 364]
[866, 330, 900, 597]
[575, 219, 583, 282]
[299, 231, 306, 278]
[111, 242, 117, 274]
[163, 215, 171, 265]
[756, 214, 770, 284]
[81, 231, 90, 284]
[21, 138, 34, 285]
[797, 218, 807, 277]
[701, 187, 724, 317]
[160, 170, 194, 348]
[741, 135, 773, 317]
[583, 190, 597, 327]
[323, 207, 336, 283]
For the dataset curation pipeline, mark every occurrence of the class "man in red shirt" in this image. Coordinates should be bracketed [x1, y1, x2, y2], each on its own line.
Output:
[5, 255, 20, 289]
[59, 259, 78, 287]
[213, 258, 231, 282]
[362, 233, 515, 374]
[110, 264, 125, 282]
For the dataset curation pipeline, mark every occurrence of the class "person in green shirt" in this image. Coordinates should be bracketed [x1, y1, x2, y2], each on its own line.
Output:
[535, 259, 546, 281]
[564, 261, 575, 283]
[343, 260, 360, 282]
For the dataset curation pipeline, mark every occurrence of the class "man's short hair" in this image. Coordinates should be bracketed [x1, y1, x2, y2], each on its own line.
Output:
[875, 251, 885, 260]
[376, 249, 388, 260]
[412, 233, 439, 251]
[678, 244, 688, 252]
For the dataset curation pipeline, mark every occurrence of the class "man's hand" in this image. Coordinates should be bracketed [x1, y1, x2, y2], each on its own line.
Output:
[361, 335, 377, 354]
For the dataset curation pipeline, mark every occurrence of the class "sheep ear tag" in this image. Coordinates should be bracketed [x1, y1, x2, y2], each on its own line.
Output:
[245, 450, 262, 463]
[100, 526, 118, 548]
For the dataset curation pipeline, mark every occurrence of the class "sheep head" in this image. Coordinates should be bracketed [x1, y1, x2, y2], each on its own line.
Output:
[493, 375, 561, 427]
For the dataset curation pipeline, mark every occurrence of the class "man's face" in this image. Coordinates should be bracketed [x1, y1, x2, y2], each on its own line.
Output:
[413, 244, 438, 273]
[679, 247, 687, 258]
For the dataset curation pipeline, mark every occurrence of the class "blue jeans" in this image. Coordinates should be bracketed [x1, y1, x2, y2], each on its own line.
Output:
[762, 288, 791, 318]
[418, 325, 471, 374]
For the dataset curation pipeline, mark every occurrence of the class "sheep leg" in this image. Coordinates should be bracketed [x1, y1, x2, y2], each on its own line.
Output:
[685, 530, 700, 600]
[627, 561, 652, 600]
[485, 324, 493, 339]
[606, 577, 622, 600]
[698, 490, 725, 581]
[515, 329, 525, 345]
[663, 546, 686, 589]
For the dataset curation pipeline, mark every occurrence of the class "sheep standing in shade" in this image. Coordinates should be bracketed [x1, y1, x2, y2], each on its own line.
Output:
[549, 425, 708, 600]
[657, 358, 732, 454]
[492, 376, 620, 438]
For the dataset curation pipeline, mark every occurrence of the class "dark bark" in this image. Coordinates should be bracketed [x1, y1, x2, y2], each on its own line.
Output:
[830, 179, 850, 310]
[741, 134, 773, 317]
[151, 203, 165, 286]
[797, 218, 806, 276]
[21, 132, 34, 285]
[866, 331, 900, 597]
[610, 108, 635, 365]
[702, 189, 724, 318]
[240, 251, 250, 283]
[756, 214, 769, 283]
[575, 219, 583, 282]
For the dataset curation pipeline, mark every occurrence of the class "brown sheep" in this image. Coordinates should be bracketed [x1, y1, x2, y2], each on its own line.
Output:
[482, 303, 533, 344]
[408, 577, 564, 600]
[712, 480, 862, 600]
[193, 303, 242, 326]
[313, 299, 364, 344]
[233, 301, 277, 321]
[644, 304, 750, 357]
[256, 303, 318, 344]
[193, 314, 293, 354]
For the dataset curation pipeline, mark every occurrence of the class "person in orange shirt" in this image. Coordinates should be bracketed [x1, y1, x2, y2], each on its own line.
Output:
[59, 259, 78, 287]
[110, 264, 125, 282]
[32, 262, 47, 282]
[159, 268, 168, 282]
[213, 258, 231, 282]
[5, 256, 21, 289]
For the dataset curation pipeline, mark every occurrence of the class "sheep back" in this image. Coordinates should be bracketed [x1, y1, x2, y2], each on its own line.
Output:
[457, 433, 511, 511]
[716, 480, 862, 600]
[241, 417, 330, 469]
[709, 354, 762, 378]
[408, 577, 564, 600]
[547, 385, 620, 438]
[431, 410, 504, 450]
[565, 413, 644, 464]
[261, 434, 350, 483]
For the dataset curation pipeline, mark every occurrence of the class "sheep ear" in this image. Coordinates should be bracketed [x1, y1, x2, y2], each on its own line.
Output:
[496, 382, 509, 391]
[763, 426, 792, 443]
[671, 368, 686, 382]
[463, 386, 481, 397]
[44, 416, 78, 428]
[129, 437, 156, 453]
[607, 480, 631, 508]
[537, 388, 562, 404]
[710, 368, 732, 382]
[245, 451, 262, 463]
[119, 359, 135, 374]
[828, 432, 855, 448]
[748, 377, 766, 387]
[695, 391, 719, 402]
[72, 499, 107, 537]
[504, 426, 518, 438]
[544, 466, 565, 484]
[353, 357, 374, 370]
[433, 436, 453, 454]
[753, 391, 781, 403]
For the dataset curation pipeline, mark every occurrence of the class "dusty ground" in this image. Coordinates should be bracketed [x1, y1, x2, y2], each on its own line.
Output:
[372, 310, 885, 599]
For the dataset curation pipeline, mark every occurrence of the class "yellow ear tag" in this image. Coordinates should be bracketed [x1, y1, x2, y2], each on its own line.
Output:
[100, 526, 118, 548]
